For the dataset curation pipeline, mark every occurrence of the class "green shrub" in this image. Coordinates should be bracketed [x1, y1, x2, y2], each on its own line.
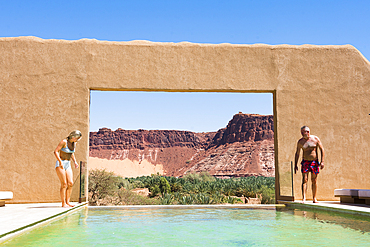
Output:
[210, 192, 226, 204]
[149, 185, 161, 198]
[88, 169, 120, 205]
[183, 171, 216, 183]
[225, 196, 242, 204]
[117, 189, 159, 205]
[170, 182, 182, 192]
[159, 177, 171, 196]
[199, 171, 216, 182]
[118, 179, 133, 190]
[183, 172, 201, 182]
[259, 186, 275, 204]
[160, 193, 174, 205]
[178, 195, 194, 205]
[194, 193, 213, 204]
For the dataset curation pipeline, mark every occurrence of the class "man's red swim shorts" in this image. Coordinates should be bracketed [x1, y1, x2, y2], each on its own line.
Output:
[301, 159, 320, 174]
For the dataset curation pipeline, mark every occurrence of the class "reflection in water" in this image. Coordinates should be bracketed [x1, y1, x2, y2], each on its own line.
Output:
[79, 206, 88, 226]
[277, 207, 370, 233]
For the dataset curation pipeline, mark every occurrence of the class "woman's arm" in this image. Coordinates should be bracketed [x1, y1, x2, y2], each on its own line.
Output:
[71, 153, 79, 169]
[54, 140, 65, 168]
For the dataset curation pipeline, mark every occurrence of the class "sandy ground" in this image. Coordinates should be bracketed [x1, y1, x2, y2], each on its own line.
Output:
[88, 157, 164, 178]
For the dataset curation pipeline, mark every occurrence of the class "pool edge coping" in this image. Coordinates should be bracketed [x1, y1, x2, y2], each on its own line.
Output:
[0, 202, 88, 244]
[88, 204, 286, 210]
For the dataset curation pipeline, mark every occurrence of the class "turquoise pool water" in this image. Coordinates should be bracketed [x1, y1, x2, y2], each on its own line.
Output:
[3, 207, 370, 246]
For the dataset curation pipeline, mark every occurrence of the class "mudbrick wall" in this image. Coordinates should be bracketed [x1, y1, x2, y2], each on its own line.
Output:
[3, 37, 370, 202]
[90, 113, 275, 177]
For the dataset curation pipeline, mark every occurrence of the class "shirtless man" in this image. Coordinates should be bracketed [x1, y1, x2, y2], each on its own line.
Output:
[294, 126, 325, 203]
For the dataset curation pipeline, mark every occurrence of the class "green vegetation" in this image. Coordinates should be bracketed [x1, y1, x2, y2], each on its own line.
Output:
[88, 169, 275, 205]
[88, 169, 159, 205]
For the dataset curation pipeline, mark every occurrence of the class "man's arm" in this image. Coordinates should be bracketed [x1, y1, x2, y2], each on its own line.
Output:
[294, 141, 302, 174]
[317, 137, 325, 169]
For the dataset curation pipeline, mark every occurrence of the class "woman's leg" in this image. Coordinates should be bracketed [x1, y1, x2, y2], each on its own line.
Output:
[65, 167, 74, 207]
[56, 167, 68, 207]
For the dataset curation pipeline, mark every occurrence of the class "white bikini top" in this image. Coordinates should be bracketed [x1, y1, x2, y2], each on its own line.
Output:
[60, 140, 75, 153]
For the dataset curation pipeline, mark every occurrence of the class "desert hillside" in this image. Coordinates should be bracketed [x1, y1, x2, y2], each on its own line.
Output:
[89, 113, 274, 178]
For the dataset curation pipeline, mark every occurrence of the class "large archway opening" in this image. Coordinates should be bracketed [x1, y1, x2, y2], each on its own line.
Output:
[86, 90, 292, 204]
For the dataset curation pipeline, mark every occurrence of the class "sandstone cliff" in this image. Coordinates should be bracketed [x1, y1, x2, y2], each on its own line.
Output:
[89, 113, 274, 177]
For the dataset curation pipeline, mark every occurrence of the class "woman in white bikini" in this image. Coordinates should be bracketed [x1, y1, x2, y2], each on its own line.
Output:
[54, 130, 82, 208]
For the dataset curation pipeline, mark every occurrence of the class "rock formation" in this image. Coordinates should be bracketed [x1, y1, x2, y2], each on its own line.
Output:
[89, 113, 274, 177]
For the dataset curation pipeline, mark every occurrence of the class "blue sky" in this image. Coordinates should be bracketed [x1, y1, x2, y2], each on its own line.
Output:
[90, 91, 273, 132]
[1, 1, 369, 132]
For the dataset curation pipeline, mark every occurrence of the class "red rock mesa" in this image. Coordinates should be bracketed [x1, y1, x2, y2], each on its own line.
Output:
[89, 113, 274, 178]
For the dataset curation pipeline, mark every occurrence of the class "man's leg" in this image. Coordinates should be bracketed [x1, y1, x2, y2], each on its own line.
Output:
[301, 172, 309, 202]
[311, 173, 318, 203]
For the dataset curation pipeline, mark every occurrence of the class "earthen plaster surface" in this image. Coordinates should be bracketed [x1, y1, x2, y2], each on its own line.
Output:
[1, 36, 369, 202]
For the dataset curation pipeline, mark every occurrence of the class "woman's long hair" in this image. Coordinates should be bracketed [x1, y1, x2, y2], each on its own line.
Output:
[67, 130, 82, 140]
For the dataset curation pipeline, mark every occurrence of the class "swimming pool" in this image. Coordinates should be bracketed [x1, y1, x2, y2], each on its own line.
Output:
[3, 206, 370, 246]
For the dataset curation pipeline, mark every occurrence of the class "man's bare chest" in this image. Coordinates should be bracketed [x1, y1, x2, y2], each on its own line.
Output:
[302, 139, 317, 149]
